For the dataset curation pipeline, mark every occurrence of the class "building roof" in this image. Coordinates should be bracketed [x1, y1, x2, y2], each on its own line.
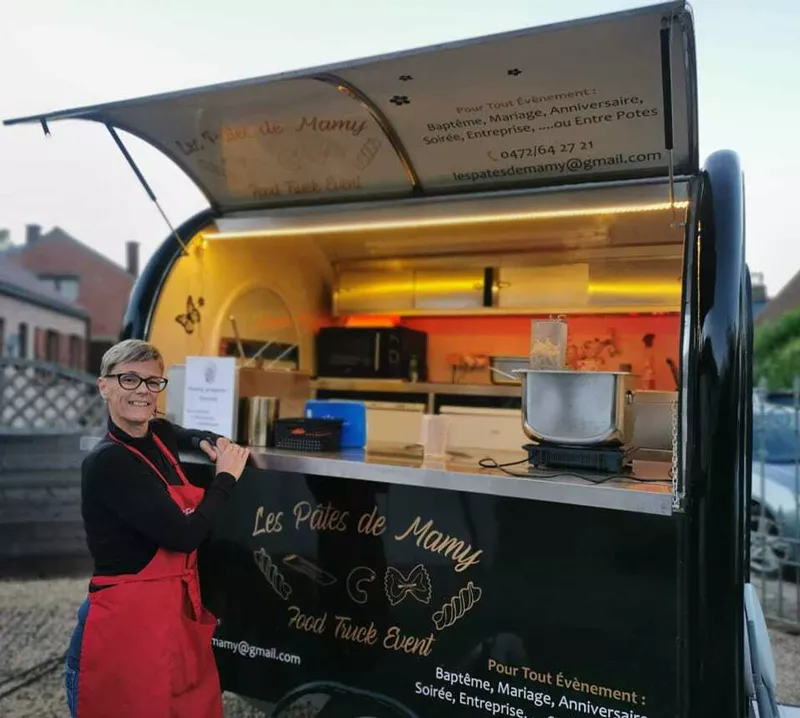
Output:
[37, 227, 135, 280]
[755, 269, 800, 326]
[0, 257, 89, 320]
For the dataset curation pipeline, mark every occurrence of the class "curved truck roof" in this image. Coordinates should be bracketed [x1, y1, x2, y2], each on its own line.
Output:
[4, 1, 697, 216]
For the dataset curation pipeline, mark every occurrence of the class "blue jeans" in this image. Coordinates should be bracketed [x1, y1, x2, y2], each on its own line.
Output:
[64, 598, 90, 717]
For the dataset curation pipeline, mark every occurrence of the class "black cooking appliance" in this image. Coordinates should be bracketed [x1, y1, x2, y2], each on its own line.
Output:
[524, 443, 630, 474]
[315, 327, 427, 380]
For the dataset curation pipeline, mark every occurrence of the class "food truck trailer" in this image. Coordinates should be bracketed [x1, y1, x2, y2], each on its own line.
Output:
[5, 2, 789, 716]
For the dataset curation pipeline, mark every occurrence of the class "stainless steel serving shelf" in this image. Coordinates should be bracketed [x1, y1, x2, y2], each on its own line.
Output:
[182, 443, 673, 516]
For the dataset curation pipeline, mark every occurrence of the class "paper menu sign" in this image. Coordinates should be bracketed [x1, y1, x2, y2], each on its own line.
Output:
[182, 356, 237, 438]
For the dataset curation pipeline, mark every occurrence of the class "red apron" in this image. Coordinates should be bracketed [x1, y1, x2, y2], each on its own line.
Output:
[77, 432, 223, 718]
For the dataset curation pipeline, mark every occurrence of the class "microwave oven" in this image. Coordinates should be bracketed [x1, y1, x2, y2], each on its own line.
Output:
[315, 327, 428, 380]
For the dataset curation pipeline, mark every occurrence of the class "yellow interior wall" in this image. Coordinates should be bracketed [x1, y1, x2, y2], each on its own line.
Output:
[148, 229, 333, 394]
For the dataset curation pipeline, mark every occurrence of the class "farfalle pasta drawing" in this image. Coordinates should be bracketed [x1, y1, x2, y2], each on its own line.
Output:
[432, 581, 482, 631]
[384, 564, 432, 606]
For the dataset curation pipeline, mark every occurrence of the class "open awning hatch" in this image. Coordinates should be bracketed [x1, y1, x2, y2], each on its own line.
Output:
[4, 2, 697, 218]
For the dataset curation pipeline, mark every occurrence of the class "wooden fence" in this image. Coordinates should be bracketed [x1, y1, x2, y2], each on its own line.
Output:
[0, 358, 106, 432]
[0, 432, 93, 570]
[0, 359, 103, 570]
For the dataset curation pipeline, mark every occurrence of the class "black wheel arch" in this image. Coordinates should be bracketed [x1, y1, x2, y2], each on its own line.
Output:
[120, 208, 218, 341]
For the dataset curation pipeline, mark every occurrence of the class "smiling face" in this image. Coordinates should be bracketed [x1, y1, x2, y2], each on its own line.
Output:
[98, 359, 165, 437]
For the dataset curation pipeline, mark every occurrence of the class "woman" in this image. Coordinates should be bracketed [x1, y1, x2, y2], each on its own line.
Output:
[64, 339, 250, 718]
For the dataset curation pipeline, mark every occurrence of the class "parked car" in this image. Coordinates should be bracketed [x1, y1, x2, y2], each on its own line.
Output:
[750, 397, 800, 576]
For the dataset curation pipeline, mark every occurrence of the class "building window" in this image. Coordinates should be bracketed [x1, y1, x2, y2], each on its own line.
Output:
[34, 328, 44, 360]
[18, 323, 28, 359]
[39, 275, 80, 303]
[69, 335, 84, 370]
[45, 330, 60, 363]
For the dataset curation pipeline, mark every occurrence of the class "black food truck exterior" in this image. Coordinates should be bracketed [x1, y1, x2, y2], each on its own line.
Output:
[5, 3, 784, 717]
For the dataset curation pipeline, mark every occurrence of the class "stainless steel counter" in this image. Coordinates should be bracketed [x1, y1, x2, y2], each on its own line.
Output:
[182, 443, 674, 516]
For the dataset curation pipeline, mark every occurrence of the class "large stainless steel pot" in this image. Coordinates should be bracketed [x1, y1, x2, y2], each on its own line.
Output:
[512, 369, 635, 446]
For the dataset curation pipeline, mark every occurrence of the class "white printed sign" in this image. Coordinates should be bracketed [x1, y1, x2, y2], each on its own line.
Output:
[341, 9, 691, 193]
[182, 356, 237, 438]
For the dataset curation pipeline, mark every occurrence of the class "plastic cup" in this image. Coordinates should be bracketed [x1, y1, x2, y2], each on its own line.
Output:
[530, 319, 568, 370]
[420, 415, 451, 458]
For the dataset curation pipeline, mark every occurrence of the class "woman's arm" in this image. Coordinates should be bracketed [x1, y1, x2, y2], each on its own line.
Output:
[87, 448, 236, 553]
[160, 419, 225, 454]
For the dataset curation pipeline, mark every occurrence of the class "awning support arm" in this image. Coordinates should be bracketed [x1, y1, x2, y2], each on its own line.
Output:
[660, 15, 677, 225]
[314, 74, 422, 194]
[105, 124, 189, 256]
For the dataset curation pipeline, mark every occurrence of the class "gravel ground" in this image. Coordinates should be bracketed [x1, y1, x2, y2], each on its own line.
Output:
[0, 575, 265, 717]
[1, 574, 798, 716]
[771, 626, 800, 708]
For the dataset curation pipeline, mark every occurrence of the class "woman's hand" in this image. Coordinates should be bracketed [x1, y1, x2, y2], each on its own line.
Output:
[199, 436, 231, 461]
[215, 442, 250, 481]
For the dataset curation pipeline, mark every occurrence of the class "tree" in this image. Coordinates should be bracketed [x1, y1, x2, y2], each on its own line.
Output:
[754, 305, 800, 390]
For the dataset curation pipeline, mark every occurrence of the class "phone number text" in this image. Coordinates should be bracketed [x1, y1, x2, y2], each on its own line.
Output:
[488, 141, 594, 162]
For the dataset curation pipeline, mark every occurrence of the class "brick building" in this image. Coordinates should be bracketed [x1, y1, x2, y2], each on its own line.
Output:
[756, 269, 800, 327]
[750, 272, 770, 319]
[4, 225, 139, 373]
[0, 256, 89, 368]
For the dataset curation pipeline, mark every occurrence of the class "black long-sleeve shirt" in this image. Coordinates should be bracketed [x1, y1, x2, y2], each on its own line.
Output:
[81, 418, 237, 576]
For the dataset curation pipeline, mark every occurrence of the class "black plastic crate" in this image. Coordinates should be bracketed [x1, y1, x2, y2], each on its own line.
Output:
[274, 418, 343, 452]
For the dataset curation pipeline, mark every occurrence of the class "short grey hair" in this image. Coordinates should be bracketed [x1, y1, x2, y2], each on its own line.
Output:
[100, 339, 164, 377]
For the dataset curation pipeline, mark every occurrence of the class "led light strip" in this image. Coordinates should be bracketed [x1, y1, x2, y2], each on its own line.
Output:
[208, 200, 690, 241]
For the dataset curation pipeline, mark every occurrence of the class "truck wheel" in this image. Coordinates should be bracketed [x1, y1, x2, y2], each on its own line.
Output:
[749, 501, 789, 578]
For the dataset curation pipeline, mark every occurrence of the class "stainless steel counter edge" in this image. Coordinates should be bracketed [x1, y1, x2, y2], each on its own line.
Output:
[181, 447, 674, 517]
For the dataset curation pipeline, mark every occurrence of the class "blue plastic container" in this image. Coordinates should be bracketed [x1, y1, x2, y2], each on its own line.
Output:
[304, 400, 367, 449]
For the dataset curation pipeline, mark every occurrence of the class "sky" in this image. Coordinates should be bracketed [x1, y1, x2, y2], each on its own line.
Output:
[1, 0, 799, 297]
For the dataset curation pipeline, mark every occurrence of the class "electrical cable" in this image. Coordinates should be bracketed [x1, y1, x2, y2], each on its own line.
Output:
[477, 455, 672, 484]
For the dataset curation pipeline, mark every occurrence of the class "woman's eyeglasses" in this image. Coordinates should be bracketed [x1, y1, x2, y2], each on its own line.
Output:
[105, 373, 169, 393]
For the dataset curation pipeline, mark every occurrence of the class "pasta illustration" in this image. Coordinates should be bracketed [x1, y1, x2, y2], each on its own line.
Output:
[432, 581, 482, 631]
[384, 564, 432, 606]
[282, 554, 337, 587]
[254, 549, 292, 600]
[347, 566, 377, 605]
